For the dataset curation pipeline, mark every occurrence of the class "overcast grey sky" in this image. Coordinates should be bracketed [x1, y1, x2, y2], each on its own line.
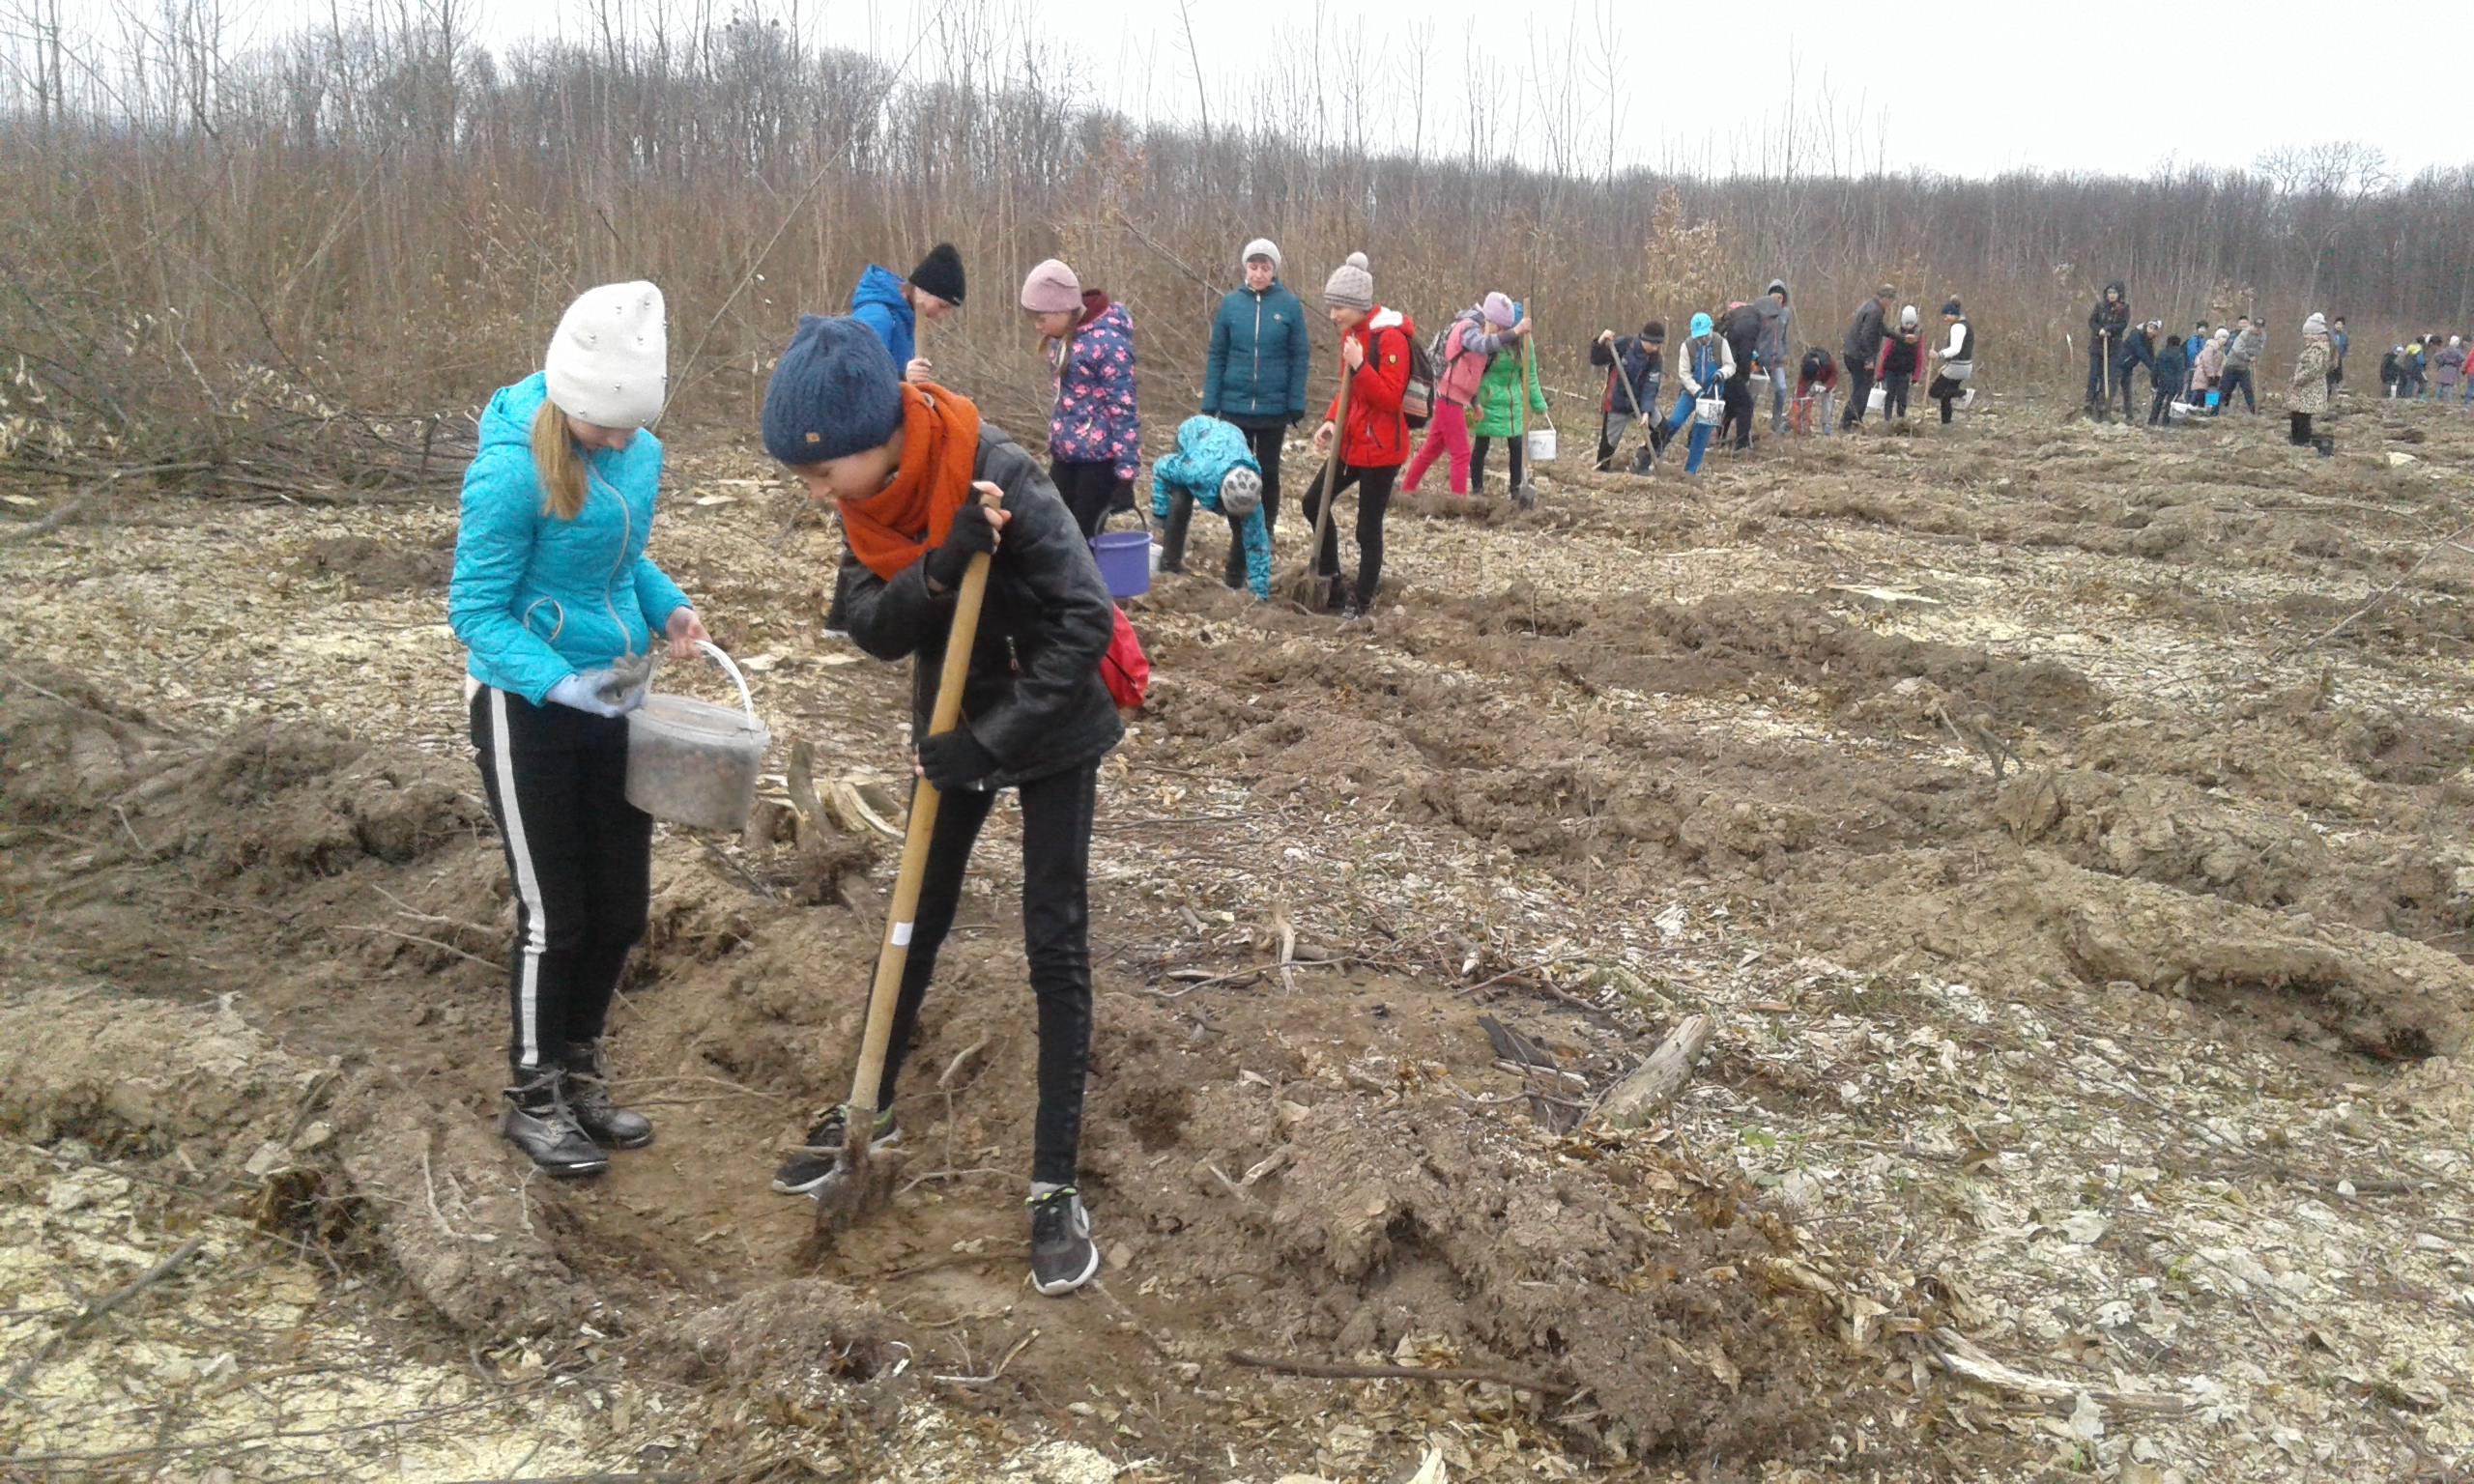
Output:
[44, 0, 2474, 182]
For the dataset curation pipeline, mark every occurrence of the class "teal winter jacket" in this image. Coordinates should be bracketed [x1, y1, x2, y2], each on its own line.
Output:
[1150, 415, 1271, 599]
[1201, 282, 1311, 424]
[448, 373, 690, 703]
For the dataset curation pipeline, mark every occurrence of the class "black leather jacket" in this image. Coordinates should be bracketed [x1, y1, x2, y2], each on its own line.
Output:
[837, 425, 1124, 788]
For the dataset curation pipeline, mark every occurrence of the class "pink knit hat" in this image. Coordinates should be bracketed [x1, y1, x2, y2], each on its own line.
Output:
[1020, 259, 1082, 314]
[1482, 292, 1516, 328]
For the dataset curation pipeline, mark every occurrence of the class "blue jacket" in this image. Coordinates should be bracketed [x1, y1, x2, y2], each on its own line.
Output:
[1150, 415, 1270, 599]
[1201, 281, 1310, 424]
[849, 265, 914, 369]
[448, 373, 690, 704]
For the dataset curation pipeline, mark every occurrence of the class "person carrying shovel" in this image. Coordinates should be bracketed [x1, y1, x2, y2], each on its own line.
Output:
[760, 314, 1121, 1298]
[1302, 252, 1414, 622]
[1590, 321, 1663, 472]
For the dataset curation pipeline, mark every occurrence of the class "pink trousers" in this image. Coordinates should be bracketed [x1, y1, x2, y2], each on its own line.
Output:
[1402, 404, 1472, 494]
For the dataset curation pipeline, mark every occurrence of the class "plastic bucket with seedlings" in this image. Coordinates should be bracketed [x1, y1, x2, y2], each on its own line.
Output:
[1525, 422, 1558, 462]
[625, 642, 769, 832]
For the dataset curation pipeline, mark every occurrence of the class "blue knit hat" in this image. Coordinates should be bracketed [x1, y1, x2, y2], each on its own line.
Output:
[762, 314, 904, 465]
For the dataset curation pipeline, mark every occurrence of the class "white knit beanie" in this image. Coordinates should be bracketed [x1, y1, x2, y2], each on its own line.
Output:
[1241, 238, 1281, 272]
[544, 281, 668, 429]
[1322, 252, 1374, 311]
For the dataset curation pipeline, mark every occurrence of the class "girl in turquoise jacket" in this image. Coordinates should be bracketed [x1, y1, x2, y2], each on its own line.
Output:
[1151, 414, 1271, 599]
[447, 281, 712, 1182]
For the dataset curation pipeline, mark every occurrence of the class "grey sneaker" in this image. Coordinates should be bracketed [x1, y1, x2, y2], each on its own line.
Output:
[770, 1104, 899, 1195]
[1028, 1187, 1099, 1296]
[502, 1071, 609, 1179]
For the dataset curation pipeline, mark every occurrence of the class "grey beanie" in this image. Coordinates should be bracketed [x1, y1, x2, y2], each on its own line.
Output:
[1322, 252, 1374, 311]
[1241, 238, 1281, 271]
[1218, 466, 1262, 519]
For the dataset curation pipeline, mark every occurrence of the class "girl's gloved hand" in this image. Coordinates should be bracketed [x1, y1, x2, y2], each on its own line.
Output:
[915, 729, 998, 791]
[546, 671, 647, 718]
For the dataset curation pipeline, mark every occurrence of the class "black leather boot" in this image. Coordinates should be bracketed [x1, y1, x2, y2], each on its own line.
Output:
[502, 1070, 609, 1178]
[561, 1041, 653, 1150]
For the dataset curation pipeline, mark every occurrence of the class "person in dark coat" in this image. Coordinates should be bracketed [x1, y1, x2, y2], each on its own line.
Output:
[2146, 334, 2187, 428]
[1718, 301, 1764, 450]
[1591, 322, 1663, 471]
[1841, 285, 1893, 428]
[2086, 281, 2130, 415]
[1195, 238, 1309, 573]
[760, 315, 1120, 1300]
[2113, 321, 2157, 422]
[1753, 280, 1793, 431]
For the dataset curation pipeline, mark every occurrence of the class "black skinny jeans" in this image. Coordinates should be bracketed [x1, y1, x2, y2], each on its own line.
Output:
[471, 686, 653, 1082]
[2148, 386, 2175, 427]
[1720, 377, 1757, 447]
[1050, 460, 1123, 539]
[864, 760, 1100, 1187]
[1469, 436, 1525, 492]
[1301, 460, 1399, 608]
[1883, 370, 1913, 420]
[1928, 374, 1964, 423]
[1162, 420, 1281, 588]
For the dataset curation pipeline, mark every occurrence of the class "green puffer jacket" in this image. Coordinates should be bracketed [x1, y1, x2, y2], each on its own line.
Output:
[1470, 345, 1549, 439]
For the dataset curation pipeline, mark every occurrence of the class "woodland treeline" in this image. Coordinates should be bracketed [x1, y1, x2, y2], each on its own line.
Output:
[3, 0, 2469, 482]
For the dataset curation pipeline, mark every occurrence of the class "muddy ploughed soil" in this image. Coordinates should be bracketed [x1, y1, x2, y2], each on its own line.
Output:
[3, 396, 2473, 1482]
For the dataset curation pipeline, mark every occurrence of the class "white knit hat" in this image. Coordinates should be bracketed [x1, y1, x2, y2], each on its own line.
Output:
[544, 281, 668, 428]
[1241, 238, 1281, 271]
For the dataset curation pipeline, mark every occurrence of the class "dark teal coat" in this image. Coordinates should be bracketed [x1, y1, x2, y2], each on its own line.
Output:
[1201, 282, 1310, 424]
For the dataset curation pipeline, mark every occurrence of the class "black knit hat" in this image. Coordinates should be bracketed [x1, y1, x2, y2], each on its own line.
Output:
[910, 243, 965, 306]
[1642, 320, 1665, 341]
[1942, 300, 1963, 316]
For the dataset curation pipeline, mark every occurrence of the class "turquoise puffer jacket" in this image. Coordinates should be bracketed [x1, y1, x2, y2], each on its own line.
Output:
[1150, 415, 1270, 599]
[448, 373, 690, 704]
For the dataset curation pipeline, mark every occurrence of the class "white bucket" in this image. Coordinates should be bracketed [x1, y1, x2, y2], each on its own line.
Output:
[1694, 397, 1724, 427]
[1867, 385, 1887, 414]
[1525, 424, 1558, 463]
[625, 642, 770, 832]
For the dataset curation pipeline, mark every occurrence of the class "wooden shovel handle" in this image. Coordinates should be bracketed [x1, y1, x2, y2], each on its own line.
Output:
[845, 488, 1002, 1143]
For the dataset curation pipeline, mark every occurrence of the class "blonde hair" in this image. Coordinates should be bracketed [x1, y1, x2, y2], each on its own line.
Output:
[530, 399, 588, 520]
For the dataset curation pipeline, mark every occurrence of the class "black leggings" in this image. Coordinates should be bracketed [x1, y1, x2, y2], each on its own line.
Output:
[1469, 436, 1525, 492]
[1928, 374, 1964, 423]
[1050, 460, 1122, 539]
[2149, 387, 2175, 427]
[1301, 460, 1399, 608]
[472, 686, 652, 1082]
[865, 761, 1098, 1187]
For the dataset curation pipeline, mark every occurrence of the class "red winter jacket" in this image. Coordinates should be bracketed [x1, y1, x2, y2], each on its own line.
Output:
[1321, 306, 1413, 468]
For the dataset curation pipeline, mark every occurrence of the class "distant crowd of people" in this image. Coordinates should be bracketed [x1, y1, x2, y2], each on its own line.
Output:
[2082, 284, 2351, 454]
[2380, 335, 2470, 404]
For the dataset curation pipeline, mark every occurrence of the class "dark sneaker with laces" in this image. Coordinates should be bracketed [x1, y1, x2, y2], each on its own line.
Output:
[1028, 1187, 1099, 1297]
[770, 1104, 899, 1195]
[502, 1071, 609, 1179]
[561, 1041, 652, 1150]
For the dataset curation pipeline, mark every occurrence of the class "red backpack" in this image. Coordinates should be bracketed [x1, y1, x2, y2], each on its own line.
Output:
[1100, 606, 1149, 710]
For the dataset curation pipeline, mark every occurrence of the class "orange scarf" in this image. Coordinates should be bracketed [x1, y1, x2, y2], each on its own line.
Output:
[838, 384, 983, 581]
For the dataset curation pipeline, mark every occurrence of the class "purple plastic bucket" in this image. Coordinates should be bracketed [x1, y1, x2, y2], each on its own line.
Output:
[1091, 530, 1152, 599]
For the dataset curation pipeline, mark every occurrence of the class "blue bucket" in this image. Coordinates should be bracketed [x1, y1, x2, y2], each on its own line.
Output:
[2205, 390, 2220, 409]
[1091, 530, 1152, 599]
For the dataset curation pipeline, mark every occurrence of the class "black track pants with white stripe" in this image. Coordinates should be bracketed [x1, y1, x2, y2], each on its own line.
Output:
[470, 686, 653, 1082]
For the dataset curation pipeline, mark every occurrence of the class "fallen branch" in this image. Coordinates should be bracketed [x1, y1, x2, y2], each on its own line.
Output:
[2274, 519, 2474, 660]
[1590, 1014, 1712, 1129]
[337, 923, 504, 971]
[6, 1232, 210, 1392]
[1226, 1349, 1573, 1396]
[1930, 1328, 2189, 1415]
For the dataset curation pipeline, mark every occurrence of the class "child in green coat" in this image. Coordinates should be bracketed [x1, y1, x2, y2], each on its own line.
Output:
[1469, 305, 1548, 505]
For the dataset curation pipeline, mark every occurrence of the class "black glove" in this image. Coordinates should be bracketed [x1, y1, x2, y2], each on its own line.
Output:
[1108, 476, 1136, 514]
[916, 728, 999, 791]
[923, 503, 999, 589]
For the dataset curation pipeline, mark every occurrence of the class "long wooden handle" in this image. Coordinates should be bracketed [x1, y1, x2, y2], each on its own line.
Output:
[1308, 348, 1354, 585]
[845, 493, 1000, 1143]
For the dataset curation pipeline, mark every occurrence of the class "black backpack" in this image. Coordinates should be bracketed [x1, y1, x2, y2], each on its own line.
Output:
[1400, 319, 1437, 429]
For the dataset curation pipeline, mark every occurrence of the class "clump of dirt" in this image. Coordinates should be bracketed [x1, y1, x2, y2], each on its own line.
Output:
[297, 534, 454, 594]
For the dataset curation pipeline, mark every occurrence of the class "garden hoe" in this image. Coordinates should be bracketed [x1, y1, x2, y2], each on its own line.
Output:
[810, 489, 1000, 1247]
